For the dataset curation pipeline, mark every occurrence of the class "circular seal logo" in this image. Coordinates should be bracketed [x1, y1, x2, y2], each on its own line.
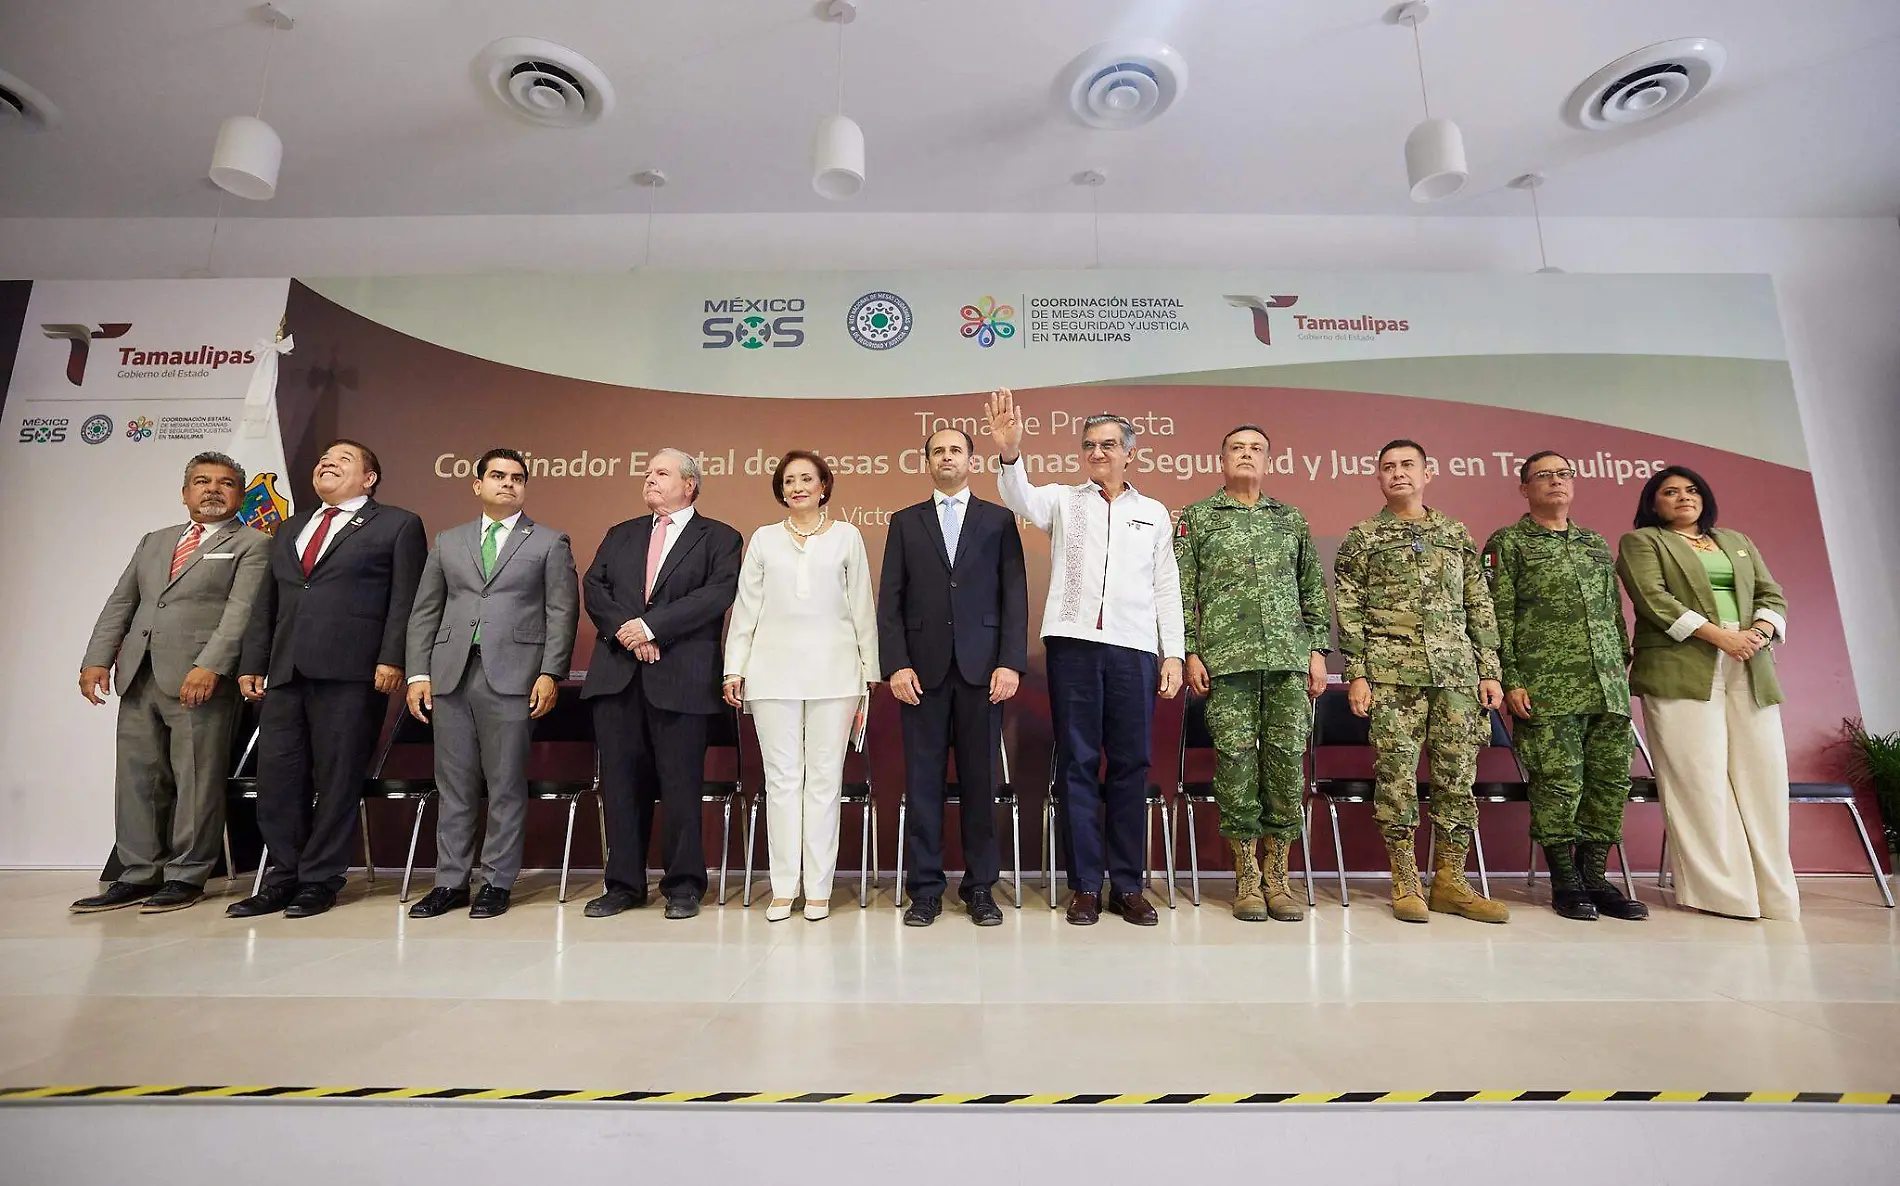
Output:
[847, 291, 913, 350]
[80, 414, 114, 444]
[735, 314, 771, 349]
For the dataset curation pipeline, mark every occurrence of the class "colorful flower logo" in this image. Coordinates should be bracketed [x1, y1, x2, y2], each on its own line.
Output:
[124, 416, 154, 443]
[959, 296, 1016, 348]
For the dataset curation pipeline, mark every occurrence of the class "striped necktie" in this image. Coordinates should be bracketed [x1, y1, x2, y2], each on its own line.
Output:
[170, 523, 204, 580]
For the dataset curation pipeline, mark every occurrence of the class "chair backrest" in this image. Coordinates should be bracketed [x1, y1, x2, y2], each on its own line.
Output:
[705, 703, 744, 788]
[368, 703, 434, 779]
[528, 684, 595, 744]
[1312, 686, 1370, 747]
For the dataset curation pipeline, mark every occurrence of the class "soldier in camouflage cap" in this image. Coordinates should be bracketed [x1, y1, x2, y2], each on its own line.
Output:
[1176, 426, 1330, 922]
[1334, 439, 1509, 924]
[1483, 450, 1647, 922]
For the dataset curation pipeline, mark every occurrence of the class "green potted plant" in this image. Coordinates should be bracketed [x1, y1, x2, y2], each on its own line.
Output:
[1842, 717, 1900, 864]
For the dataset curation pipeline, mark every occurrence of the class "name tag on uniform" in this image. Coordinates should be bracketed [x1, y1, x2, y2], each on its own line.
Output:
[1130, 519, 1155, 530]
[201, 552, 237, 559]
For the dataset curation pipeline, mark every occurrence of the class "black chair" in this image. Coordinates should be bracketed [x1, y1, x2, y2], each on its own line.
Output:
[362, 706, 437, 903]
[700, 704, 750, 906]
[744, 694, 879, 908]
[893, 733, 1025, 910]
[1630, 721, 1893, 909]
[229, 702, 379, 897]
[522, 687, 602, 905]
[1174, 693, 1316, 909]
[1038, 742, 1177, 909]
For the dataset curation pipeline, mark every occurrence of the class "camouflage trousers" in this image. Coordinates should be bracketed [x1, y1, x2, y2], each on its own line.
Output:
[1515, 710, 1632, 845]
[1206, 670, 1310, 842]
[1369, 683, 1483, 844]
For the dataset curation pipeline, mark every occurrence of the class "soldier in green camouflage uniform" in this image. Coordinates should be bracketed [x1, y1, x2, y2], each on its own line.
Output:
[1483, 450, 1647, 922]
[1176, 426, 1330, 922]
[1334, 439, 1509, 924]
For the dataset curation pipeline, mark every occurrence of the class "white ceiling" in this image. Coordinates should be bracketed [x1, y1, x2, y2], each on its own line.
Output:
[2, 0, 1897, 220]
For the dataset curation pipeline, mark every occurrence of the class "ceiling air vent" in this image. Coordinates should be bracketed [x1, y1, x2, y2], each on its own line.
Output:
[0, 67, 61, 132]
[1563, 38, 1725, 130]
[1058, 41, 1189, 130]
[472, 37, 616, 128]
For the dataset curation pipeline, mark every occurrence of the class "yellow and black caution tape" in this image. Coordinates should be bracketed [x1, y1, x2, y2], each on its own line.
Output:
[1, 1087, 1896, 1106]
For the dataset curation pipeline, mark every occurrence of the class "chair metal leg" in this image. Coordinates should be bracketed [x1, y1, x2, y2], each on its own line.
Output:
[1184, 798, 1202, 907]
[1658, 830, 1671, 890]
[358, 801, 376, 885]
[870, 802, 880, 905]
[718, 797, 732, 906]
[1327, 799, 1349, 906]
[1472, 827, 1490, 898]
[558, 796, 579, 903]
[1044, 799, 1058, 910]
[1844, 802, 1896, 908]
[1010, 799, 1023, 908]
[400, 796, 428, 903]
[1614, 842, 1636, 899]
[895, 799, 908, 910]
[252, 846, 269, 897]
[1159, 799, 1176, 907]
[743, 795, 759, 907]
[1525, 836, 1539, 895]
[858, 799, 872, 908]
[1143, 806, 1153, 893]
[1299, 798, 1317, 909]
[222, 826, 237, 887]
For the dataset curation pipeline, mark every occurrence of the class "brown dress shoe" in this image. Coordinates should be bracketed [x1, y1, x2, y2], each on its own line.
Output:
[1108, 890, 1159, 926]
[1065, 890, 1101, 925]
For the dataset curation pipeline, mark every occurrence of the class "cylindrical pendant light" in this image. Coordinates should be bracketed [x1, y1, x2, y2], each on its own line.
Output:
[811, 1, 863, 200]
[208, 4, 293, 201]
[1394, 3, 1467, 202]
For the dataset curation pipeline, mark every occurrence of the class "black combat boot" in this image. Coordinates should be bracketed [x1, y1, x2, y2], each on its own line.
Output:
[1542, 844, 1598, 921]
[1576, 842, 1649, 920]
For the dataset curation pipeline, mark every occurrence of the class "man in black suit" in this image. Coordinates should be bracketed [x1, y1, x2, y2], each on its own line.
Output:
[581, 448, 742, 920]
[880, 428, 1028, 926]
[228, 440, 427, 919]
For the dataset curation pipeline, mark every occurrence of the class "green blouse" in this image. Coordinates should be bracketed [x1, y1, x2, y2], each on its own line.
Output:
[1695, 546, 1743, 625]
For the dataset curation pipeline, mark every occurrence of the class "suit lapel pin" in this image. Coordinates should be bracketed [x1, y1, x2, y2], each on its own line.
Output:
[351, 516, 365, 526]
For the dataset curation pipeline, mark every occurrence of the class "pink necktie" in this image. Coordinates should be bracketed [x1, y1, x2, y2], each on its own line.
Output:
[644, 513, 672, 600]
[170, 523, 204, 580]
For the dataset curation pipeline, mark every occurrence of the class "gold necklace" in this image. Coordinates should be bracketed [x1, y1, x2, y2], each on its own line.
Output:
[785, 508, 829, 538]
[1673, 527, 1716, 552]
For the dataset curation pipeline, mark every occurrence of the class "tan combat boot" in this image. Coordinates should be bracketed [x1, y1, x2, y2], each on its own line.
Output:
[1230, 839, 1268, 922]
[1386, 837, 1430, 923]
[1428, 833, 1510, 923]
[1261, 836, 1305, 922]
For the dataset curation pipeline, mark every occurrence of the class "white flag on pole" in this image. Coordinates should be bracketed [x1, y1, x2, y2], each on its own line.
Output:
[231, 332, 295, 535]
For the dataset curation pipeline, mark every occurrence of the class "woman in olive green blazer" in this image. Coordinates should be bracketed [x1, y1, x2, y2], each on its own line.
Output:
[1616, 465, 1798, 920]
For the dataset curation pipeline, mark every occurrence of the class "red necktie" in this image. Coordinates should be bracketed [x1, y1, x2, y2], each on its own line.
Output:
[300, 507, 344, 577]
[169, 523, 204, 581]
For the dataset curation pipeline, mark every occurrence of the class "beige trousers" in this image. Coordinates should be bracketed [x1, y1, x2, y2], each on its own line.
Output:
[751, 696, 859, 905]
[1643, 651, 1801, 921]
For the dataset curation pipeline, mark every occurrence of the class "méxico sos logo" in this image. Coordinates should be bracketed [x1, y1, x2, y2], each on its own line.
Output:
[19, 417, 70, 444]
[702, 297, 806, 350]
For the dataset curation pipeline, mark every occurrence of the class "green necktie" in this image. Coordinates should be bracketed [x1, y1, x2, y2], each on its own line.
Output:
[475, 520, 502, 644]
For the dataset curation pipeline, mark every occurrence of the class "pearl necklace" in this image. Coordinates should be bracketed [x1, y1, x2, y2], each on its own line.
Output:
[784, 509, 829, 539]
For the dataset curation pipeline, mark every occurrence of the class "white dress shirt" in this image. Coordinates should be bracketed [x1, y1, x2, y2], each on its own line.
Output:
[177, 516, 235, 555]
[630, 503, 696, 640]
[723, 521, 880, 701]
[293, 493, 371, 566]
[997, 460, 1185, 659]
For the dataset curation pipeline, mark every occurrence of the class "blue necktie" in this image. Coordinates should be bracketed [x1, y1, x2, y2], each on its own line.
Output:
[940, 497, 962, 565]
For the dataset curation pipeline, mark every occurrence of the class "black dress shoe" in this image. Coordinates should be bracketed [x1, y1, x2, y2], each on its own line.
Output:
[71, 881, 161, 913]
[966, 887, 1003, 927]
[1065, 890, 1101, 926]
[584, 887, 643, 918]
[1107, 890, 1159, 926]
[139, 881, 204, 914]
[903, 895, 941, 927]
[408, 885, 470, 919]
[283, 884, 337, 919]
[226, 882, 297, 918]
[469, 885, 511, 919]
[663, 895, 701, 920]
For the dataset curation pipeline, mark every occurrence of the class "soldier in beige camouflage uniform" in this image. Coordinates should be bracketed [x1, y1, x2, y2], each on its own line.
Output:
[1177, 426, 1330, 922]
[1334, 439, 1509, 924]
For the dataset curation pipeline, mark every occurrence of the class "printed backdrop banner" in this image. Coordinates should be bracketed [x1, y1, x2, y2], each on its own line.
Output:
[0, 271, 1869, 876]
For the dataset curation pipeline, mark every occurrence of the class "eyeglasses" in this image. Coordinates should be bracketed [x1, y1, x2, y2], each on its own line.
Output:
[1528, 469, 1576, 483]
[1081, 441, 1123, 455]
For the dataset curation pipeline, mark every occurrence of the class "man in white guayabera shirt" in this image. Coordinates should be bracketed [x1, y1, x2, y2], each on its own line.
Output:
[986, 388, 1184, 927]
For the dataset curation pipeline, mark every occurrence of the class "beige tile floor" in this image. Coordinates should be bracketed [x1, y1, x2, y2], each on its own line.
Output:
[1, 870, 1896, 1093]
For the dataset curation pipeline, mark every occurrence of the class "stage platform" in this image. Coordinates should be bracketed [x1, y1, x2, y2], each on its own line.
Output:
[2, 868, 1896, 1096]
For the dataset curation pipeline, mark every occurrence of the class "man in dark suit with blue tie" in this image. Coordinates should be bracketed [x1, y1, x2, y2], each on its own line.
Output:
[228, 440, 427, 919]
[580, 448, 742, 920]
[879, 428, 1028, 926]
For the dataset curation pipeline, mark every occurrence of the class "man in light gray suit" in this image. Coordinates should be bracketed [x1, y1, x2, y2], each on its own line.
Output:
[404, 447, 578, 919]
[74, 452, 271, 913]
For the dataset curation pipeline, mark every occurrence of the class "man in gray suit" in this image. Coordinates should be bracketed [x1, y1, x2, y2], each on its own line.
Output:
[74, 452, 271, 913]
[403, 447, 578, 919]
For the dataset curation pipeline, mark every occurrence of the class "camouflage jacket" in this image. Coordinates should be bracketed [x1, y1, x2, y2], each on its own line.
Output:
[1175, 488, 1329, 678]
[1334, 507, 1501, 688]
[1482, 515, 1631, 716]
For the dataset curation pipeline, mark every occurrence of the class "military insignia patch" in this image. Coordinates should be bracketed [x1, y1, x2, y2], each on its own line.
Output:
[240, 472, 291, 536]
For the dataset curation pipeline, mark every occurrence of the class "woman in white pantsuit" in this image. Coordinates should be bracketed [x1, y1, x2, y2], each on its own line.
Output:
[724, 451, 879, 921]
[1617, 465, 1798, 921]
